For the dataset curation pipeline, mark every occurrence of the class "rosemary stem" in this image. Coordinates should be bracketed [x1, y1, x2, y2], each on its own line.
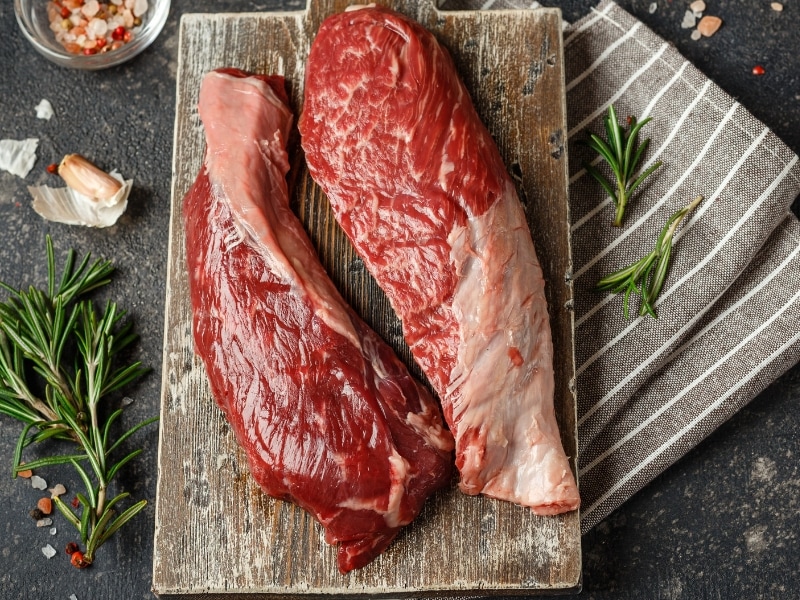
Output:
[614, 178, 627, 227]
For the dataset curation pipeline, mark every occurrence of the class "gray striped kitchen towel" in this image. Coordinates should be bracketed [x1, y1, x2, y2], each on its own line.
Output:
[446, 0, 800, 532]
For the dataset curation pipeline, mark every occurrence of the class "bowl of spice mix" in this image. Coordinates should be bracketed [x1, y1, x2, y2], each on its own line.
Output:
[14, 0, 170, 69]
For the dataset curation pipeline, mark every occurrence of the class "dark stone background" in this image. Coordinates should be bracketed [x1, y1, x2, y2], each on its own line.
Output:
[0, 1, 797, 598]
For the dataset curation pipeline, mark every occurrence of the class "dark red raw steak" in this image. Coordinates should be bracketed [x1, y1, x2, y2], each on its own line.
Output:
[183, 68, 454, 573]
[299, 7, 579, 515]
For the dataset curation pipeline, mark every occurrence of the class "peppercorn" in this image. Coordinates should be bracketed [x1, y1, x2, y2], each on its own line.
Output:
[752, 65, 765, 76]
[29, 508, 45, 520]
[65, 542, 79, 555]
[70, 550, 90, 568]
[111, 25, 125, 41]
[46, 163, 59, 174]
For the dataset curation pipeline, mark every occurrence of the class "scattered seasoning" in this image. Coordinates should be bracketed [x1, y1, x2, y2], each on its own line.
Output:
[42, 544, 57, 559]
[689, 0, 706, 11]
[697, 15, 723, 37]
[38, 497, 53, 515]
[771, 1, 783, 10]
[649, 2, 658, 13]
[30, 508, 45, 520]
[37, 517, 54, 528]
[752, 64, 766, 75]
[70, 496, 80, 509]
[690, 29, 703, 40]
[35, 99, 55, 121]
[47, 0, 149, 56]
[49, 484, 67, 497]
[30, 475, 47, 490]
[46, 163, 59, 174]
[71, 550, 90, 568]
[17, 469, 32, 478]
[50, 527, 57, 535]
[70, 595, 79, 600]
[65, 541, 80, 555]
[681, 9, 697, 28]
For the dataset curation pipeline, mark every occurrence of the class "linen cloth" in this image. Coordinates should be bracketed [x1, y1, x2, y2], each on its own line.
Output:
[445, 0, 800, 532]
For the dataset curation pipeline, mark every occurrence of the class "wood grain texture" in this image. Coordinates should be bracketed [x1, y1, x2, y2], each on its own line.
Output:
[152, 1, 580, 596]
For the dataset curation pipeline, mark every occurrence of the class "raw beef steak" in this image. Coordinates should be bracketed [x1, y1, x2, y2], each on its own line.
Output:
[299, 7, 579, 515]
[184, 68, 454, 573]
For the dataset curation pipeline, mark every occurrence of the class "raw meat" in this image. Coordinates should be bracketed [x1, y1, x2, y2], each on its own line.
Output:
[299, 7, 579, 515]
[183, 68, 454, 573]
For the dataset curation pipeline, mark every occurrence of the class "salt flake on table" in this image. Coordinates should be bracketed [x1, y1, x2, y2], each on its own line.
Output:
[0, 138, 38, 178]
[36, 518, 53, 528]
[648, 2, 657, 13]
[41, 544, 56, 559]
[30, 475, 47, 490]
[680, 9, 696, 28]
[50, 527, 57, 535]
[49, 484, 67, 497]
[70, 595, 78, 600]
[35, 99, 54, 120]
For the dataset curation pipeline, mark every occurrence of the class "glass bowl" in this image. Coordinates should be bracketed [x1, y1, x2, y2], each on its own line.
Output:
[14, 0, 170, 70]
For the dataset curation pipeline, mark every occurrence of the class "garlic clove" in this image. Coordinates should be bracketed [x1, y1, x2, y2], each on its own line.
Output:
[28, 169, 132, 228]
[58, 154, 122, 201]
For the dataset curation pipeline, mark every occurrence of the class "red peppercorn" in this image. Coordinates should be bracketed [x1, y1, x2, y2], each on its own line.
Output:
[95, 37, 106, 49]
[122, 30, 132, 43]
[111, 26, 126, 41]
[60, 6, 70, 18]
[70, 496, 80, 509]
[46, 163, 58, 174]
[752, 65, 765, 76]
[70, 550, 90, 568]
[82, 47, 97, 56]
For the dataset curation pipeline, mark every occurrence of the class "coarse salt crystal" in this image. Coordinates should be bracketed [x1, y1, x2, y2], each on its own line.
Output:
[70, 595, 78, 600]
[124, 0, 135, 8]
[649, 2, 657, 12]
[680, 10, 696, 28]
[35, 99, 54, 120]
[771, 1, 783, 10]
[81, 0, 99, 18]
[697, 15, 723, 37]
[36, 518, 53, 528]
[30, 475, 47, 490]
[689, 0, 706, 12]
[690, 29, 702, 40]
[133, 0, 148, 18]
[122, 9, 135, 28]
[50, 527, 57, 535]
[49, 483, 67, 497]
[87, 18, 108, 38]
[41, 544, 57, 559]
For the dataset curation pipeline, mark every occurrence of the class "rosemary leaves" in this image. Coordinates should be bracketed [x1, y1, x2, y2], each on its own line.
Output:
[585, 105, 662, 227]
[596, 195, 703, 318]
[0, 236, 156, 567]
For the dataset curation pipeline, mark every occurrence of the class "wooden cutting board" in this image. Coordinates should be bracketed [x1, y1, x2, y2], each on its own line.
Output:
[152, 0, 580, 596]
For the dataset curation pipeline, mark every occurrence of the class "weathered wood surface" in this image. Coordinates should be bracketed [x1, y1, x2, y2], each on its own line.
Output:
[152, 0, 580, 596]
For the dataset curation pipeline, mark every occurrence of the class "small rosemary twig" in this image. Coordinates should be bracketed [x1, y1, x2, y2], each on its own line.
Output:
[585, 105, 663, 227]
[596, 195, 703, 318]
[0, 235, 156, 568]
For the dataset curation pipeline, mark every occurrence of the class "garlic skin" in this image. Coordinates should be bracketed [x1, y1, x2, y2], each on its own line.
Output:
[58, 154, 122, 201]
[28, 161, 132, 228]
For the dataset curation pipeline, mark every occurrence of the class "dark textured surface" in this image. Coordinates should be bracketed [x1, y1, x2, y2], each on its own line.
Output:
[0, 0, 797, 599]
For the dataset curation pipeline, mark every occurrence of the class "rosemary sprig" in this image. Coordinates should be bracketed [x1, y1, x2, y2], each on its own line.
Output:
[585, 105, 663, 227]
[596, 195, 703, 318]
[0, 235, 156, 567]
